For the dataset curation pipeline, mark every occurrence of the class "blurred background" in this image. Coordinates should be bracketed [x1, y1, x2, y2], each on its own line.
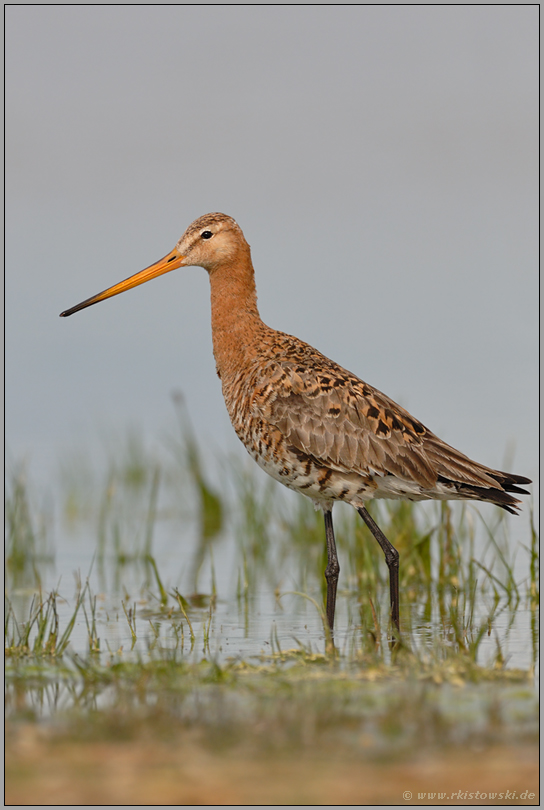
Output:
[6, 6, 538, 511]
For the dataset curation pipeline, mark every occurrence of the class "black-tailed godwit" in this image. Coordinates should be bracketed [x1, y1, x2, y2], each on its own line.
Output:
[60, 213, 531, 634]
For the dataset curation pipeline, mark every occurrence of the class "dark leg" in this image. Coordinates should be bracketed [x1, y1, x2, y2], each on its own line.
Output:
[357, 506, 400, 632]
[324, 509, 340, 633]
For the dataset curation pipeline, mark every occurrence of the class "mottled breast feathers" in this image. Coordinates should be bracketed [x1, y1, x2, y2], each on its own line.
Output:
[247, 331, 506, 493]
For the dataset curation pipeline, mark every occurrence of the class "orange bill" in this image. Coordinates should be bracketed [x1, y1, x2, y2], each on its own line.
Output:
[60, 247, 185, 317]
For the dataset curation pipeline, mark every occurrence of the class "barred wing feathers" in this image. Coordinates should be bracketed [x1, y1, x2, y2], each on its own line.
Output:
[249, 335, 530, 512]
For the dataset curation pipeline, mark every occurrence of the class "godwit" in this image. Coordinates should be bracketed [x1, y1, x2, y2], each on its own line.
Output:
[60, 213, 531, 633]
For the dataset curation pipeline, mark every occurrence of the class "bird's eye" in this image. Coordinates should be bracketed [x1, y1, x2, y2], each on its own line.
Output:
[201, 230, 213, 240]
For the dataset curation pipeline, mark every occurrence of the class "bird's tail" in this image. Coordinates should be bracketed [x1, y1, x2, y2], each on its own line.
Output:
[438, 471, 531, 515]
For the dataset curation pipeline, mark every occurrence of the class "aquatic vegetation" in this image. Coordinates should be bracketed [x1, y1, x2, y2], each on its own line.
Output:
[5, 413, 539, 805]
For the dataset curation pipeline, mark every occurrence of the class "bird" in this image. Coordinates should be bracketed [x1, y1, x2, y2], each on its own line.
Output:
[60, 212, 531, 634]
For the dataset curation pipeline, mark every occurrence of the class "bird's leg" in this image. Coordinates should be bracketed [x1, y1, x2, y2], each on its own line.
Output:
[323, 509, 340, 634]
[357, 506, 400, 633]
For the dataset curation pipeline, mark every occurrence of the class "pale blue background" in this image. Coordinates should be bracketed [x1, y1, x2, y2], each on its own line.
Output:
[6, 7, 538, 520]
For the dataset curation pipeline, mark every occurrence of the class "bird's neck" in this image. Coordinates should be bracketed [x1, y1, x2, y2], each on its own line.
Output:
[208, 248, 264, 379]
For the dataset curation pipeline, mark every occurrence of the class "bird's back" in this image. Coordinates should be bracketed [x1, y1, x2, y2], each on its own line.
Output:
[220, 325, 530, 513]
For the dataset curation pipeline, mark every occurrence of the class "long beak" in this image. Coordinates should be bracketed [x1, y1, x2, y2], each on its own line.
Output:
[60, 247, 185, 317]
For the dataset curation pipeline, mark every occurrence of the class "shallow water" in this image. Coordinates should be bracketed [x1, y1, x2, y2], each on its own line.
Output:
[7, 505, 538, 674]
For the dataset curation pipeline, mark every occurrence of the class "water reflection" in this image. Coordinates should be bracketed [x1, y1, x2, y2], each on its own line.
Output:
[5, 425, 539, 683]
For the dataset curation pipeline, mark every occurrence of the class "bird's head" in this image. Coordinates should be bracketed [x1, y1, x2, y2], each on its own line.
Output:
[60, 212, 248, 317]
[175, 213, 248, 272]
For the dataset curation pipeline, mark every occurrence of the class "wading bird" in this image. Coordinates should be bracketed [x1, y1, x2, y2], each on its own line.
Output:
[61, 213, 531, 634]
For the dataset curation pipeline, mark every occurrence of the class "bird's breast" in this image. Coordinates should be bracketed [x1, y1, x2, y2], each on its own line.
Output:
[220, 371, 380, 507]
